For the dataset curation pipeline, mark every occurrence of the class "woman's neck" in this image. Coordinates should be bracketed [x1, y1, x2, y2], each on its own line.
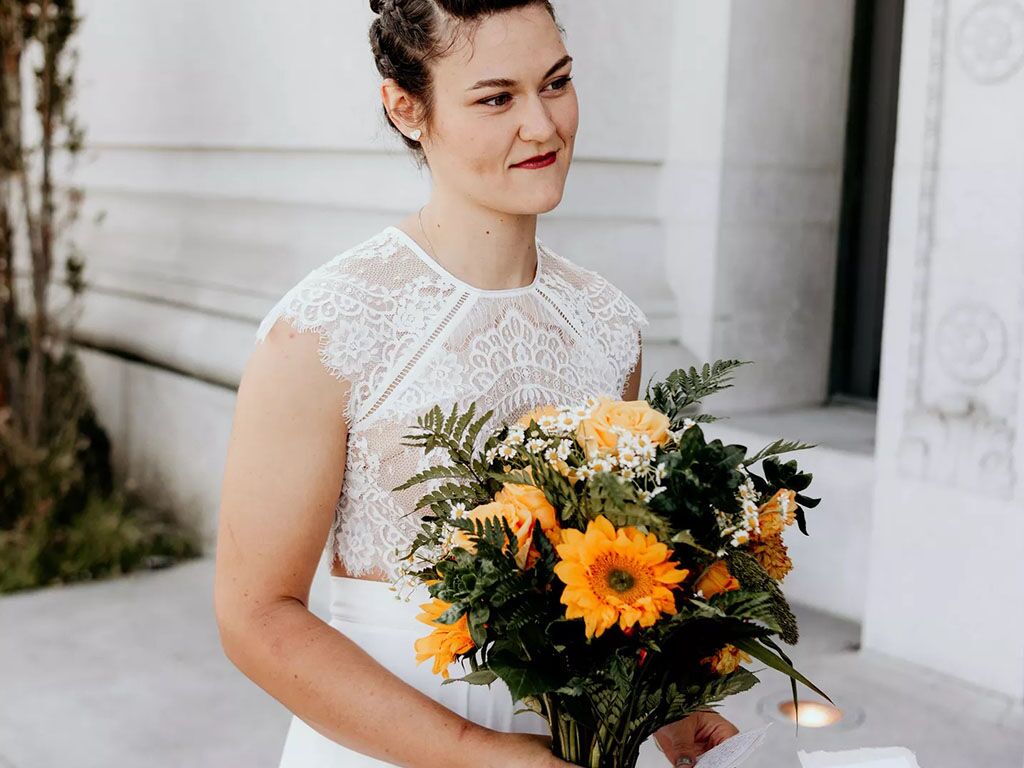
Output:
[400, 194, 539, 292]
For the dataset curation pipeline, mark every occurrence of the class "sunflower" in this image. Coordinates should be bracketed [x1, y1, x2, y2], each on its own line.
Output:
[749, 532, 793, 580]
[553, 515, 689, 639]
[413, 597, 475, 679]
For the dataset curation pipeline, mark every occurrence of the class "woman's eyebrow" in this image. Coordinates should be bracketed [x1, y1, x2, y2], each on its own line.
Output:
[466, 54, 573, 91]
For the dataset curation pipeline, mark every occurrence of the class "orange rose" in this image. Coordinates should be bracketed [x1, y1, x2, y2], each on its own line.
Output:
[695, 560, 741, 599]
[452, 500, 538, 569]
[495, 482, 560, 540]
[576, 397, 671, 461]
[701, 644, 752, 675]
[495, 482, 562, 567]
[517, 404, 560, 427]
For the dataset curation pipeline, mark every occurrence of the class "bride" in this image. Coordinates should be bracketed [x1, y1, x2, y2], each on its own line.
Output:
[214, 1, 739, 766]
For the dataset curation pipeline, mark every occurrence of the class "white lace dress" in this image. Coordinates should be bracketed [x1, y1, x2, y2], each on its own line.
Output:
[254, 225, 664, 767]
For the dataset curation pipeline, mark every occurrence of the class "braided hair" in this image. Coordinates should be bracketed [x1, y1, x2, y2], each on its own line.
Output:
[368, 0, 560, 162]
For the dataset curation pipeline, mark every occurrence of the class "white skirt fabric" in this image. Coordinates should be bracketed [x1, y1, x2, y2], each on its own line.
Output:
[276, 574, 550, 767]
[276, 574, 669, 767]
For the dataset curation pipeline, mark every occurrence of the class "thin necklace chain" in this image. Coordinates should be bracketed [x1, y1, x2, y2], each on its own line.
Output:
[416, 206, 439, 261]
[416, 205, 539, 289]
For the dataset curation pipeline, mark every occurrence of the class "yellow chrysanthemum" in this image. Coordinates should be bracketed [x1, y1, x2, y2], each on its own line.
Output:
[701, 644, 753, 675]
[553, 514, 689, 639]
[413, 597, 475, 679]
[749, 532, 793, 580]
[757, 489, 798, 538]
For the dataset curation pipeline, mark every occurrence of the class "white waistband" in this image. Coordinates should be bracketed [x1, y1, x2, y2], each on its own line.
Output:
[328, 575, 434, 631]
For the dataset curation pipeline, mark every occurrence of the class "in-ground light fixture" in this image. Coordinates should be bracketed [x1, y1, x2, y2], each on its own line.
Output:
[756, 692, 865, 732]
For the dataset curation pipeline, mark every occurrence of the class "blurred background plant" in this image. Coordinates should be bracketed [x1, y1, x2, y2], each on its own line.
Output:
[0, 0, 199, 594]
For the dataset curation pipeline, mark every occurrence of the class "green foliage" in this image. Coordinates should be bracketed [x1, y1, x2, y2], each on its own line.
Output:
[663, 668, 760, 724]
[579, 472, 669, 539]
[395, 363, 830, 766]
[0, 325, 201, 594]
[493, 447, 583, 527]
[0, 485, 200, 593]
[644, 360, 752, 428]
[396, 401, 496, 482]
[650, 426, 747, 539]
[733, 636, 834, 706]
[728, 549, 799, 644]
[744, 437, 818, 467]
[0, 2, 198, 594]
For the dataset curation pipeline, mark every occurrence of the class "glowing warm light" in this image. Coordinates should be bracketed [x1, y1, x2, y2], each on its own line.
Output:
[777, 700, 844, 727]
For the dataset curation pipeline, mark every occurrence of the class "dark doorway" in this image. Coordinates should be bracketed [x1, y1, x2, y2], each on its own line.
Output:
[829, 0, 905, 403]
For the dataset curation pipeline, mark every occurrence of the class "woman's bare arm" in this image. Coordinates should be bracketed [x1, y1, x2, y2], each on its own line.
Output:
[213, 317, 564, 768]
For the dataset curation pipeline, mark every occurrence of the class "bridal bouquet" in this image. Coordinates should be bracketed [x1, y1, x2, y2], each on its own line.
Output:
[393, 360, 831, 768]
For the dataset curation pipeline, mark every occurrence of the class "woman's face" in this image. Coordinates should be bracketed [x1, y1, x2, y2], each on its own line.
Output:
[420, 5, 578, 215]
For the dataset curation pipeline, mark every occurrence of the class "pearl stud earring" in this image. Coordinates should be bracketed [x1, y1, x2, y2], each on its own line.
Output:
[409, 129, 422, 141]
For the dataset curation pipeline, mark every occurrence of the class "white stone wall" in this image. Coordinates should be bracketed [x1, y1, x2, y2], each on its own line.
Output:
[70, 0, 677, 394]
[63, 1, 864, 628]
[70, 0, 855, 397]
[862, 0, 1024, 699]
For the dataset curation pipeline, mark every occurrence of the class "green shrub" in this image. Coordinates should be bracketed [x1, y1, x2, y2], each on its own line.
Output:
[0, 317, 201, 594]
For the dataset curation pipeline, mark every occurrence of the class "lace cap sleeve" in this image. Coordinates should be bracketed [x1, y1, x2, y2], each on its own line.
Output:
[254, 254, 376, 424]
[606, 283, 650, 396]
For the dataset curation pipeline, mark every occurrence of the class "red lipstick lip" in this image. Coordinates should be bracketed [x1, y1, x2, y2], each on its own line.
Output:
[511, 150, 557, 168]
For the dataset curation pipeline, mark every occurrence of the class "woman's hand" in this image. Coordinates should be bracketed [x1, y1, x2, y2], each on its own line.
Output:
[653, 710, 739, 765]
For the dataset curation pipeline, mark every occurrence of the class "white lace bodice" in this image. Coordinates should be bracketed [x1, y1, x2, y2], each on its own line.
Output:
[254, 225, 649, 584]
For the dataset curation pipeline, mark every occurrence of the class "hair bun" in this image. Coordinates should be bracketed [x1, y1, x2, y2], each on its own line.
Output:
[369, 0, 395, 14]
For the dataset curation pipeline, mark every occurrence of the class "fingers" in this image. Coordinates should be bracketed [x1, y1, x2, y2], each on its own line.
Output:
[655, 736, 697, 766]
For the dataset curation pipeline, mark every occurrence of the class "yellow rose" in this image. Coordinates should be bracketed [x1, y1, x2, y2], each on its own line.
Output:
[452, 500, 537, 569]
[576, 397, 671, 460]
[517, 404, 560, 427]
[695, 560, 741, 599]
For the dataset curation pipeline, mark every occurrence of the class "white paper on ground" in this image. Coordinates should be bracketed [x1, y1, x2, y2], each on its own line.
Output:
[689, 723, 773, 768]
[797, 746, 922, 768]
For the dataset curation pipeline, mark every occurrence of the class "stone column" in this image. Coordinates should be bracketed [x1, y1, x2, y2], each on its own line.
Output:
[863, 0, 1024, 699]
[660, 0, 856, 412]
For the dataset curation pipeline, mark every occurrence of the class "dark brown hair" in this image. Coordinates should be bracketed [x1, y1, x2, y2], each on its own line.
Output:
[368, 0, 561, 163]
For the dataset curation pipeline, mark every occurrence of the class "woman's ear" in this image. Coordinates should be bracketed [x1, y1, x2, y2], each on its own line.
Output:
[381, 79, 423, 138]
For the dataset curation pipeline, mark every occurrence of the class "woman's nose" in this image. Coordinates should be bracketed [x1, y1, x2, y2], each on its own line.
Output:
[518, 95, 557, 143]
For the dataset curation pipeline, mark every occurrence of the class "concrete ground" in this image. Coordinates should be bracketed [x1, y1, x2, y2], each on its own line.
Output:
[1, 557, 1021, 768]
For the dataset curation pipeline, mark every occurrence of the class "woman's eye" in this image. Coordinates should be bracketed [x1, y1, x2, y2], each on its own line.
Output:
[478, 76, 572, 107]
[480, 93, 512, 107]
[546, 75, 573, 92]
